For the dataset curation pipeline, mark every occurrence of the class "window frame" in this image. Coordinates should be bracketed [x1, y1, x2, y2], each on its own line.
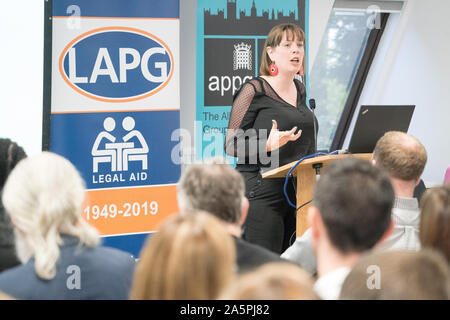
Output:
[330, 12, 389, 151]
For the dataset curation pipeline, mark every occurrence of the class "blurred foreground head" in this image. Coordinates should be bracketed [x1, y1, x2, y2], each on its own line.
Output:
[340, 249, 450, 300]
[420, 184, 450, 263]
[130, 211, 236, 300]
[311, 157, 394, 254]
[219, 262, 319, 300]
[2, 152, 99, 280]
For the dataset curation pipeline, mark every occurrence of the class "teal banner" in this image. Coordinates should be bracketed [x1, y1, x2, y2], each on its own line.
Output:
[195, 0, 308, 162]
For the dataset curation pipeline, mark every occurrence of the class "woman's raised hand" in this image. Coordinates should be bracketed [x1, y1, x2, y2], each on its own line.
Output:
[266, 120, 302, 152]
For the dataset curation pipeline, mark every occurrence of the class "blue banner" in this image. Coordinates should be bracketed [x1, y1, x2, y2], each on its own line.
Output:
[53, 0, 180, 18]
[51, 110, 180, 189]
[49, 0, 180, 256]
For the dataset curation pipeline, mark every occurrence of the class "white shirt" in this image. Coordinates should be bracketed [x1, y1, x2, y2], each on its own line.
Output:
[314, 267, 351, 300]
[281, 228, 317, 275]
[378, 196, 420, 252]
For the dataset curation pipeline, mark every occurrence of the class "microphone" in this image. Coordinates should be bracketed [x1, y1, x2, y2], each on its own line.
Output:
[309, 98, 317, 154]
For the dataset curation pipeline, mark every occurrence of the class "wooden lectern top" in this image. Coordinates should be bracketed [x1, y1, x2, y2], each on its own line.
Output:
[261, 153, 373, 179]
[260, 153, 373, 237]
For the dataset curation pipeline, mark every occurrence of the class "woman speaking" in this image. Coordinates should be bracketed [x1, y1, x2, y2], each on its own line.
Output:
[225, 23, 317, 254]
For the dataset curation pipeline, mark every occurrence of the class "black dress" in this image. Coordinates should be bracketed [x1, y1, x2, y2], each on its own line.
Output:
[225, 76, 316, 254]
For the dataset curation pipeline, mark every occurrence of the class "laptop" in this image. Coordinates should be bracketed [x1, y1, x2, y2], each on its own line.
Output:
[347, 105, 415, 153]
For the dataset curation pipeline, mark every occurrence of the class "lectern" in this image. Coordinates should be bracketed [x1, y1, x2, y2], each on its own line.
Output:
[262, 153, 373, 237]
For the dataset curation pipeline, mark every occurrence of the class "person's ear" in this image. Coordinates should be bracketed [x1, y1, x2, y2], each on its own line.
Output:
[239, 197, 249, 226]
[308, 206, 321, 240]
[415, 178, 421, 186]
[372, 159, 377, 167]
[266, 46, 275, 62]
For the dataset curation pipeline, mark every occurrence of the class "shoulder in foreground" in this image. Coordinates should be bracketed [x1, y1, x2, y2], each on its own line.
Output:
[96, 246, 136, 266]
[234, 236, 282, 261]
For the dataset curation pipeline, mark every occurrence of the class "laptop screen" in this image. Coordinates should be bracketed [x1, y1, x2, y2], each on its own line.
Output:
[347, 105, 415, 153]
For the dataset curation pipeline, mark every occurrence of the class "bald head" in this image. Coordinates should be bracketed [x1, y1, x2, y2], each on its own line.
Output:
[373, 131, 427, 181]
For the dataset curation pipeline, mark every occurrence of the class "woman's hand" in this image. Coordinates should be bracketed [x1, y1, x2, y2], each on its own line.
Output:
[266, 120, 302, 152]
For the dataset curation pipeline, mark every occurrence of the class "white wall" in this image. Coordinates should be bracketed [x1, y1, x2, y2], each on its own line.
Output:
[308, 0, 335, 72]
[179, 0, 197, 161]
[347, 0, 450, 186]
[0, 1, 44, 156]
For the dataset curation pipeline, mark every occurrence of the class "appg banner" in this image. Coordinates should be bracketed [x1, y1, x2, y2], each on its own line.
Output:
[44, 0, 180, 256]
[196, 0, 307, 161]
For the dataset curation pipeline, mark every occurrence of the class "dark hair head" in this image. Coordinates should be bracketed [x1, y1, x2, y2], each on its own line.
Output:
[0, 138, 27, 190]
[314, 157, 394, 254]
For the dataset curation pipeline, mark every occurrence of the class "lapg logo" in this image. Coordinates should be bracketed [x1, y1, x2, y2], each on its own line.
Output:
[91, 116, 149, 185]
[59, 26, 174, 103]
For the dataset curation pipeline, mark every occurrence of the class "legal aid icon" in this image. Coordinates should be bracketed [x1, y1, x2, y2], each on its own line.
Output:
[92, 116, 149, 173]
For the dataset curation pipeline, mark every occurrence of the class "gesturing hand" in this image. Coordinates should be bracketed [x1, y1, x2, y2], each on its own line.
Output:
[266, 120, 302, 152]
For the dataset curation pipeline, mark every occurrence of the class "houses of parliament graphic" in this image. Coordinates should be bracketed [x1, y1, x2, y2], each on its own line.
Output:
[204, 0, 305, 36]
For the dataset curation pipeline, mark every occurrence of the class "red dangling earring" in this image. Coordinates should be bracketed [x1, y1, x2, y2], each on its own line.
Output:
[269, 63, 278, 76]
[297, 66, 304, 76]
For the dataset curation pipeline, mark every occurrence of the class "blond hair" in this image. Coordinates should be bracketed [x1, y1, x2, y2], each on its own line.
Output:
[260, 23, 306, 76]
[130, 211, 236, 299]
[373, 131, 427, 181]
[2, 152, 99, 280]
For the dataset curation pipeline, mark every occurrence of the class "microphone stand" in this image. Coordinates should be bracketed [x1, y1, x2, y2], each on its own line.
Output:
[309, 98, 317, 154]
[309, 99, 320, 179]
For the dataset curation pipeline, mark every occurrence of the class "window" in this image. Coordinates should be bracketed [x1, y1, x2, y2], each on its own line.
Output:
[309, 8, 388, 151]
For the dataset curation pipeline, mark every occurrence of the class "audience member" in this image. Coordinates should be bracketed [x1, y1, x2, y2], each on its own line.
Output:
[444, 166, 450, 185]
[0, 152, 135, 299]
[0, 138, 26, 272]
[373, 131, 427, 251]
[340, 249, 450, 300]
[219, 262, 319, 300]
[420, 184, 450, 263]
[177, 157, 284, 273]
[308, 157, 394, 299]
[130, 211, 235, 300]
[282, 131, 427, 273]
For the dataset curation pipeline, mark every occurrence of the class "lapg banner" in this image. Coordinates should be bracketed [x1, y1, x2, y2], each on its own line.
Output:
[44, 0, 180, 256]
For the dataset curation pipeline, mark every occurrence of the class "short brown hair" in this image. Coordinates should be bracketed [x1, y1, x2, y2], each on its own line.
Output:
[219, 262, 318, 300]
[420, 184, 450, 263]
[260, 23, 306, 76]
[130, 212, 236, 300]
[340, 249, 450, 300]
[373, 131, 427, 181]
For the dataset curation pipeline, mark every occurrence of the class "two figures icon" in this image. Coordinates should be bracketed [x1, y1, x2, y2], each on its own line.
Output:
[92, 116, 148, 173]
